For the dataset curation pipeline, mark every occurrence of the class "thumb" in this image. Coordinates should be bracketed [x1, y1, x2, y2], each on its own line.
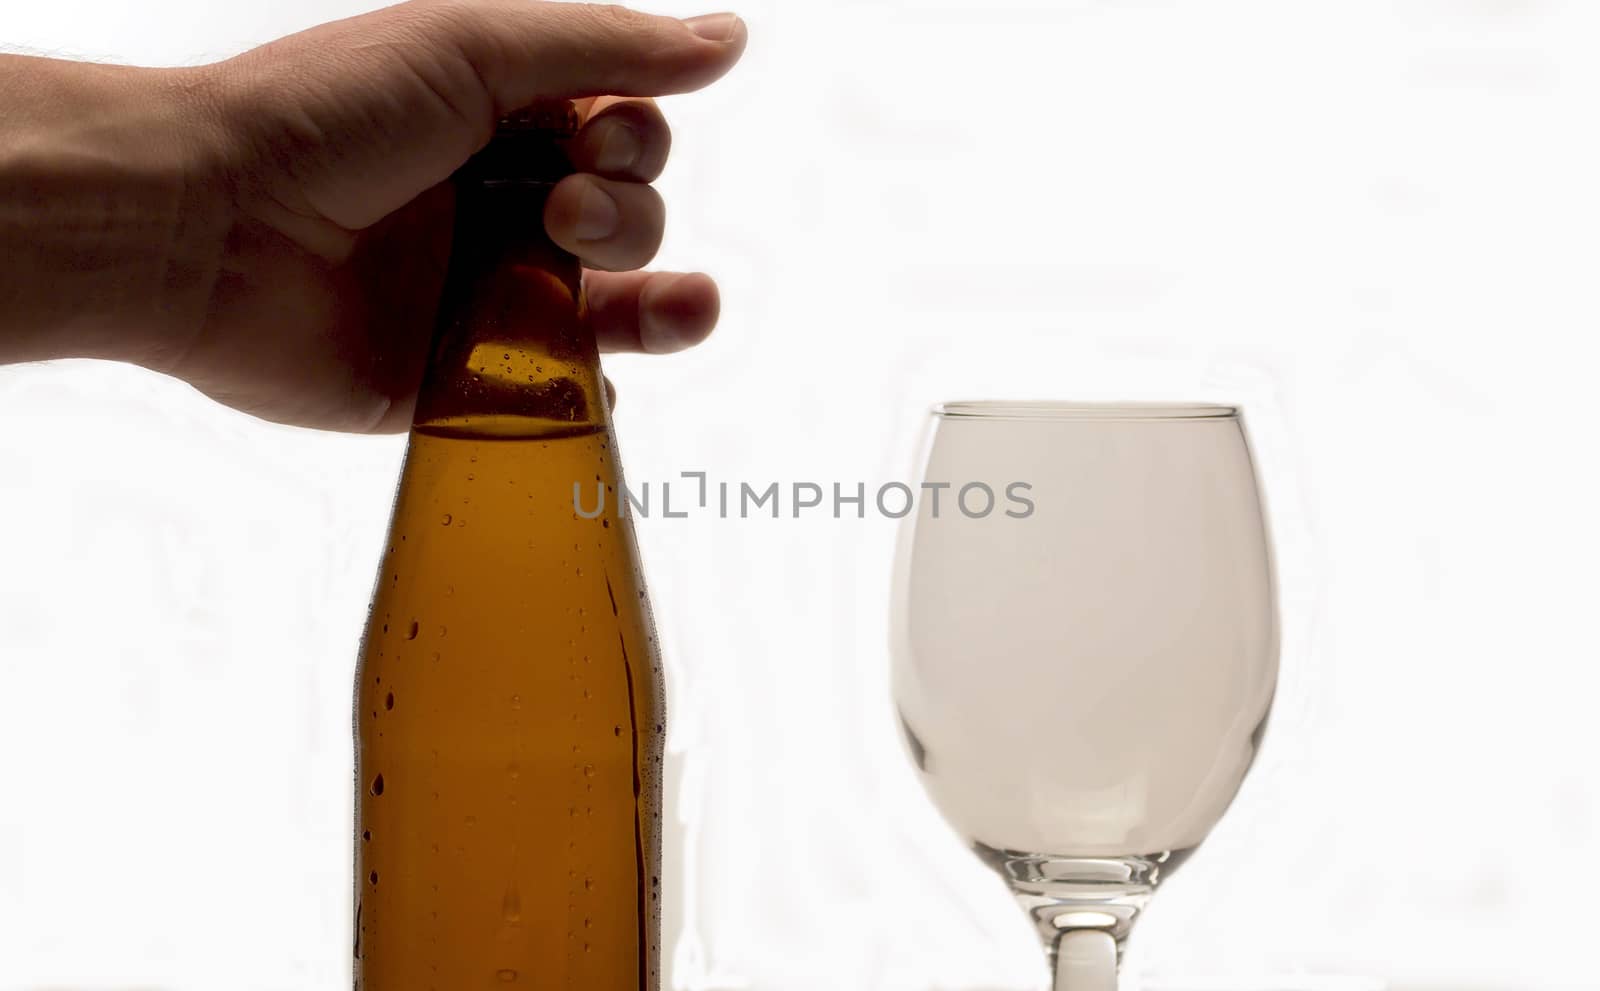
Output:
[215, 1, 746, 230]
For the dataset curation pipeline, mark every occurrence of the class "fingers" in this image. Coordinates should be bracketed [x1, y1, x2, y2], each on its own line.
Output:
[565, 97, 671, 182]
[456, 3, 749, 107]
[584, 270, 720, 353]
[544, 175, 664, 271]
[215, 2, 744, 231]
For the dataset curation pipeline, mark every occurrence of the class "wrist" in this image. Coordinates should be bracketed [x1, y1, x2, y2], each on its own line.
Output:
[0, 56, 234, 369]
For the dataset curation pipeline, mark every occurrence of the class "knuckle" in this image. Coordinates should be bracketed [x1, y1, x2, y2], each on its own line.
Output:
[578, 3, 658, 32]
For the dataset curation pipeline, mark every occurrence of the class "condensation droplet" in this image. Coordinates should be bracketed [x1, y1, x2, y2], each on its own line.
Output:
[502, 885, 522, 922]
[510, 694, 522, 709]
[370, 774, 384, 796]
[384, 692, 395, 711]
[496, 969, 518, 982]
[440, 514, 452, 526]
[613, 725, 622, 737]
[407, 621, 419, 640]
[438, 625, 448, 638]
[369, 870, 379, 885]
[507, 762, 520, 779]
[464, 815, 477, 827]
[583, 764, 595, 777]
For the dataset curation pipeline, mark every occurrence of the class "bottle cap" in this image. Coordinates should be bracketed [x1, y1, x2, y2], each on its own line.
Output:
[454, 100, 580, 185]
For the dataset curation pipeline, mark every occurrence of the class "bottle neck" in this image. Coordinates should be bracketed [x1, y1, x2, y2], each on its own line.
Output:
[413, 180, 603, 440]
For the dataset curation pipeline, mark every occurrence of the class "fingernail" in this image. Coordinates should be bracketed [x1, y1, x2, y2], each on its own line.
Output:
[595, 122, 641, 174]
[575, 181, 619, 241]
[683, 12, 744, 42]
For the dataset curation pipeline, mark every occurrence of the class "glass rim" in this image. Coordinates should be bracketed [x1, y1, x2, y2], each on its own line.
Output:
[932, 400, 1240, 421]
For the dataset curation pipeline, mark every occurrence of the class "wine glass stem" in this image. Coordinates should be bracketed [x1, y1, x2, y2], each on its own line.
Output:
[1053, 929, 1117, 991]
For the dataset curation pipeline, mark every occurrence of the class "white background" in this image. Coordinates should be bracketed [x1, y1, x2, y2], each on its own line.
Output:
[4, 1, 1599, 989]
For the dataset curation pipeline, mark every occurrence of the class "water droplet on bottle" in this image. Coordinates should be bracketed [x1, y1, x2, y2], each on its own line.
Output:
[510, 694, 522, 709]
[369, 870, 379, 885]
[583, 764, 595, 777]
[438, 625, 448, 638]
[384, 692, 394, 710]
[507, 762, 520, 779]
[466, 473, 475, 482]
[445, 585, 454, 597]
[407, 621, 419, 640]
[440, 514, 452, 526]
[370, 774, 384, 796]
[464, 815, 477, 827]
[496, 969, 518, 982]
[583, 916, 592, 928]
[502, 885, 522, 922]
[361, 829, 371, 842]
[584, 877, 594, 891]
[431, 651, 441, 663]
[613, 725, 622, 737]
[583, 943, 591, 953]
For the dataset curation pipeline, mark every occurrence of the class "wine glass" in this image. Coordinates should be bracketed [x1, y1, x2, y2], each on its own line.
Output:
[890, 401, 1279, 991]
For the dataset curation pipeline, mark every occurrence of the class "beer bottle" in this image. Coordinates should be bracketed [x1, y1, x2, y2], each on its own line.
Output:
[354, 101, 664, 991]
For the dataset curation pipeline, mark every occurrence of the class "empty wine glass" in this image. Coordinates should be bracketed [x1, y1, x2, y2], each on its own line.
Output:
[890, 402, 1279, 991]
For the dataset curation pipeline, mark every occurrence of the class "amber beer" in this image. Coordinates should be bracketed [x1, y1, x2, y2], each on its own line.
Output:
[354, 102, 663, 990]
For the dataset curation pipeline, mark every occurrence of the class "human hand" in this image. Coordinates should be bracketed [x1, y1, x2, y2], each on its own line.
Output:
[0, 2, 746, 431]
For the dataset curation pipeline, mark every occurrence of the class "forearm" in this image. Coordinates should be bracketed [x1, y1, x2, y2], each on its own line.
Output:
[0, 55, 229, 367]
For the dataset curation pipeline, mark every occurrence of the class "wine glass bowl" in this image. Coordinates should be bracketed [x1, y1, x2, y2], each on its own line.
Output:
[890, 401, 1279, 991]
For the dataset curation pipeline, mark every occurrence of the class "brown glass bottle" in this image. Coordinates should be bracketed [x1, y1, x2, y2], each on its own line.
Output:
[354, 102, 663, 991]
